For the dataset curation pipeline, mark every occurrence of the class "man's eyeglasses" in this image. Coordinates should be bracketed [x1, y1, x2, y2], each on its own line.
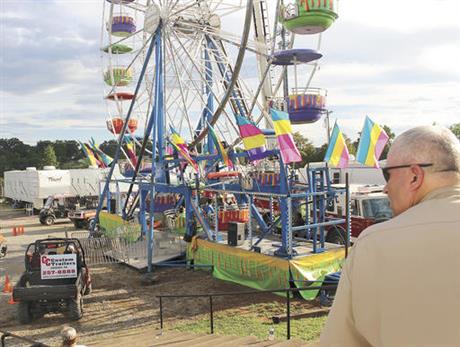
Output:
[382, 163, 433, 182]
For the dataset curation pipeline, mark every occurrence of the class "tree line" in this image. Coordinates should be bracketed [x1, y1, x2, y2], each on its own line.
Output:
[0, 138, 118, 177]
[1, 123, 458, 177]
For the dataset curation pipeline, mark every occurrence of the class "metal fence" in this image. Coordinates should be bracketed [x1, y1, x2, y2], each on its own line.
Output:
[157, 284, 338, 340]
[71, 229, 185, 266]
[71, 231, 146, 265]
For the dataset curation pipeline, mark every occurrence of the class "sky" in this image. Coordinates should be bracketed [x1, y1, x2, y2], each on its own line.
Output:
[1, 0, 459, 147]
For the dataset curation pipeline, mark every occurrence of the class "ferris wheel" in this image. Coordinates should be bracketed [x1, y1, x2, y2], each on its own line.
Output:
[96, 0, 342, 261]
[100, 0, 275, 172]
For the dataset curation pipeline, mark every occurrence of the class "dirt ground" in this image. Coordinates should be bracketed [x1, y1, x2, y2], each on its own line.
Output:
[0, 206, 323, 346]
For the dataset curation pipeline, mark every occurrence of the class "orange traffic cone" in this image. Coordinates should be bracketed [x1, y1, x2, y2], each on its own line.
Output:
[2, 273, 12, 293]
[19, 226, 24, 235]
[8, 294, 17, 304]
[12, 227, 17, 237]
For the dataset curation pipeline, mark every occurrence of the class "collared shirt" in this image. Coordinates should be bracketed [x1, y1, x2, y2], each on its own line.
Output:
[320, 185, 460, 347]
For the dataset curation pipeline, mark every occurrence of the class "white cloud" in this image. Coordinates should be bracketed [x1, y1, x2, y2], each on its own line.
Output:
[417, 43, 460, 77]
[341, 0, 460, 33]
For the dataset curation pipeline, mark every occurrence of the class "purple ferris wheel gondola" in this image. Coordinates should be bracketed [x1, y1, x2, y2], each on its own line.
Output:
[272, 49, 326, 124]
[111, 16, 136, 37]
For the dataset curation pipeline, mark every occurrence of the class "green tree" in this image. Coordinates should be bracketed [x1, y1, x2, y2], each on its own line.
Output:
[41, 145, 58, 168]
[312, 143, 329, 163]
[449, 123, 460, 139]
[60, 159, 89, 169]
[380, 124, 395, 160]
[53, 140, 85, 163]
[292, 132, 316, 167]
[343, 133, 356, 156]
[99, 140, 118, 157]
[0, 138, 39, 175]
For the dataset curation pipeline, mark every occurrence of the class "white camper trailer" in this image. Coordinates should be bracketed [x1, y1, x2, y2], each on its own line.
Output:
[4, 167, 71, 209]
[4, 166, 131, 210]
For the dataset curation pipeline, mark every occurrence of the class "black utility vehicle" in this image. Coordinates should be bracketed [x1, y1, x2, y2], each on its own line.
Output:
[39, 195, 71, 226]
[13, 238, 92, 324]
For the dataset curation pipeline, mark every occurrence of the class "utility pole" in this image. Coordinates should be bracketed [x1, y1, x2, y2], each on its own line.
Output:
[325, 110, 332, 145]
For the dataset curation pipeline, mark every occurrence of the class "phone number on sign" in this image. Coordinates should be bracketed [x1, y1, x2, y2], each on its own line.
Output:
[43, 269, 76, 275]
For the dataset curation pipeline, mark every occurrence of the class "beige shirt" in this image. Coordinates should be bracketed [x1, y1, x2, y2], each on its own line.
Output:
[320, 185, 460, 347]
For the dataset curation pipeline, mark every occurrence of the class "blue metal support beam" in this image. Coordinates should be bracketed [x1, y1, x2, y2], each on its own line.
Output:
[147, 27, 164, 272]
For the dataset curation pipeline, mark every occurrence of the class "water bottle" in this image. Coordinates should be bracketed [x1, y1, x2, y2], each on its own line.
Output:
[268, 327, 275, 341]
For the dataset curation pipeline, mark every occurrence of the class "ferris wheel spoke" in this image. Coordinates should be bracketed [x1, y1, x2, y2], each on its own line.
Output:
[166, 33, 217, 138]
[164, 34, 205, 137]
[169, 0, 205, 18]
[172, 19, 265, 58]
[121, 2, 147, 13]
[163, 33, 204, 131]
[207, 0, 245, 16]
[169, 31, 225, 112]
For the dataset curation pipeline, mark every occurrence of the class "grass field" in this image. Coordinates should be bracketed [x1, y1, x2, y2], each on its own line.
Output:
[168, 303, 327, 342]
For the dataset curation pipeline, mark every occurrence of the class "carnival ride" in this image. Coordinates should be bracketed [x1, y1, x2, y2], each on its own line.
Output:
[95, 0, 346, 296]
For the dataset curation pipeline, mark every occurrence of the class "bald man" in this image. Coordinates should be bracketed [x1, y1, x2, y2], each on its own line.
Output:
[320, 125, 460, 347]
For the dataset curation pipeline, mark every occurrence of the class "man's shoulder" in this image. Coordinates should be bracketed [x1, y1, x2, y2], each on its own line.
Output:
[357, 218, 398, 242]
[356, 207, 421, 242]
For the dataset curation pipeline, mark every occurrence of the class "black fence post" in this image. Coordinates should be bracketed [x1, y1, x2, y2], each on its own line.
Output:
[210, 296, 214, 334]
[2, 333, 9, 347]
[159, 296, 163, 331]
[286, 290, 291, 340]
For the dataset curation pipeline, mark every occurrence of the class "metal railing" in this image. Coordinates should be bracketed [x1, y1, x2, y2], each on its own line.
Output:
[1, 330, 50, 347]
[156, 283, 338, 340]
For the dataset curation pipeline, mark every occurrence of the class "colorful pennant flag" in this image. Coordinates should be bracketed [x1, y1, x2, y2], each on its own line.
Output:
[88, 138, 113, 167]
[235, 115, 267, 162]
[169, 127, 198, 172]
[206, 122, 233, 168]
[356, 116, 389, 168]
[79, 142, 99, 167]
[270, 109, 302, 164]
[124, 138, 138, 167]
[324, 122, 350, 168]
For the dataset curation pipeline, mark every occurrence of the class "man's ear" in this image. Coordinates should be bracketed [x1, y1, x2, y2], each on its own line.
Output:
[409, 165, 424, 190]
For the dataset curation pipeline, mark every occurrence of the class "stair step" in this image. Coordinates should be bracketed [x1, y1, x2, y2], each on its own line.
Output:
[270, 339, 308, 346]
[172, 334, 227, 346]
[245, 340, 280, 347]
[191, 335, 257, 347]
[193, 335, 238, 347]
[149, 332, 200, 346]
[221, 335, 261, 346]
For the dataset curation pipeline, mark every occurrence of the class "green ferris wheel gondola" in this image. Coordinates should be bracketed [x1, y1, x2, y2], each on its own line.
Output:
[279, 0, 338, 35]
[104, 67, 133, 86]
[102, 43, 133, 54]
